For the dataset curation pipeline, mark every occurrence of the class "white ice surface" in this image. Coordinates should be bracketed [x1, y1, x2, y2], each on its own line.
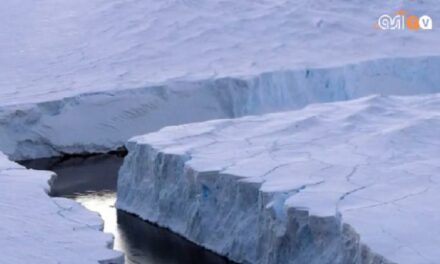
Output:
[0, 152, 123, 264]
[1, 0, 440, 105]
[1, 0, 440, 160]
[117, 94, 440, 264]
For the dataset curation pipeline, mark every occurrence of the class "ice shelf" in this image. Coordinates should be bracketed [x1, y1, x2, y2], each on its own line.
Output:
[117, 94, 440, 264]
[1, 0, 440, 105]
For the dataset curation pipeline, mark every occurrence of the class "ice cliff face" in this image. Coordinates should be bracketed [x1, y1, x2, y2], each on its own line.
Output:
[117, 94, 440, 264]
[2, 56, 440, 160]
[0, 152, 123, 264]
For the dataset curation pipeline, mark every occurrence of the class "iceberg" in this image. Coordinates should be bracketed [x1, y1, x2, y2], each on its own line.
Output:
[117, 94, 440, 264]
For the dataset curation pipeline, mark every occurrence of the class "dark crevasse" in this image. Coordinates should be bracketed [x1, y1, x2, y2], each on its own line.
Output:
[20, 154, 232, 264]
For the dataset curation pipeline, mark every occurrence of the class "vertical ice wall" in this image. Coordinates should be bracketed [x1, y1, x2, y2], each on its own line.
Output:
[1, 56, 440, 160]
[116, 133, 391, 264]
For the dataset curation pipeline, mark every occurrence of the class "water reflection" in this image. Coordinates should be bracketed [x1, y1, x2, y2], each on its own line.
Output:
[20, 155, 232, 264]
[117, 210, 229, 264]
[21, 154, 123, 196]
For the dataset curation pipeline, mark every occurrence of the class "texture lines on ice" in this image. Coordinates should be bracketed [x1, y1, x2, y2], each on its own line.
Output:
[1, 0, 440, 105]
[117, 94, 440, 264]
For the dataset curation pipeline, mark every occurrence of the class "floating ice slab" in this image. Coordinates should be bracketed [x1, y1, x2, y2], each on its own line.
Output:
[0, 152, 123, 264]
[117, 94, 440, 264]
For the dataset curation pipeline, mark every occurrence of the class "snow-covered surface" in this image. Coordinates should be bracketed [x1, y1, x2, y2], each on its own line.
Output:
[1, 0, 440, 105]
[117, 94, 440, 264]
[1, 0, 440, 160]
[0, 152, 123, 264]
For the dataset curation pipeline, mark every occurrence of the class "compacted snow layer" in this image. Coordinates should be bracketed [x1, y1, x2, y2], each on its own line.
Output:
[117, 94, 440, 264]
[0, 152, 123, 264]
[2, 56, 440, 160]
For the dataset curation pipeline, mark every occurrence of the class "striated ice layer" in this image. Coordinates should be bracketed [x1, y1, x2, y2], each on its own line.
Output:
[117, 94, 440, 264]
[2, 56, 440, 160]
[0, 152, 124, 264]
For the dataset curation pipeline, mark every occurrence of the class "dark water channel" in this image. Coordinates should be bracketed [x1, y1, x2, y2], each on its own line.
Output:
[20, 154, 232, 264]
